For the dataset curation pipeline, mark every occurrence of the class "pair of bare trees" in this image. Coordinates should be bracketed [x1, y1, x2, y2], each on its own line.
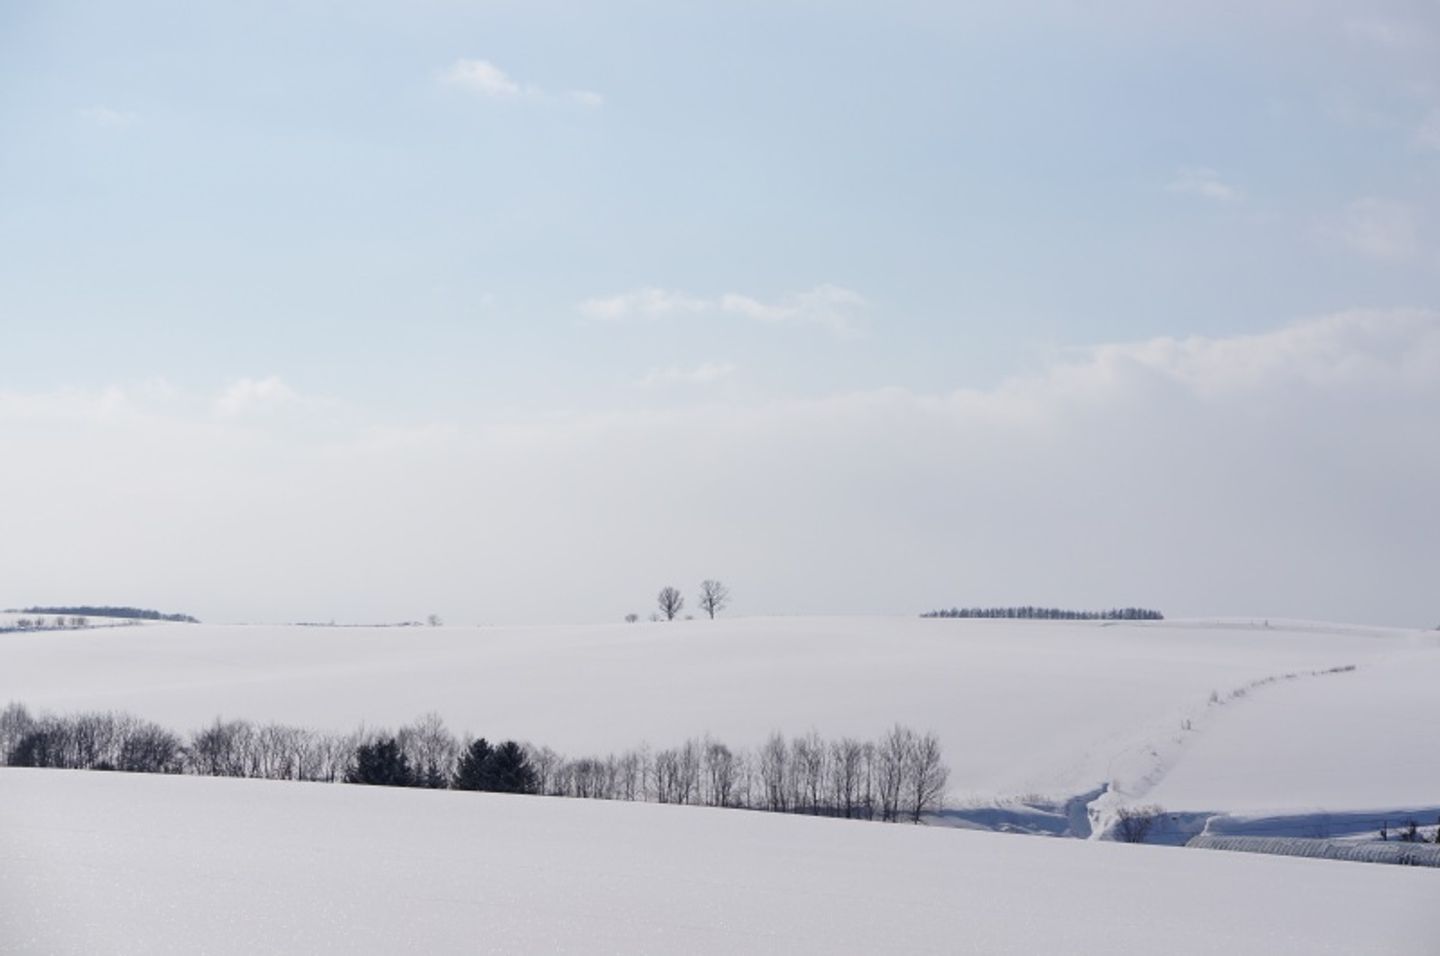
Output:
[652, 580, 730, 622]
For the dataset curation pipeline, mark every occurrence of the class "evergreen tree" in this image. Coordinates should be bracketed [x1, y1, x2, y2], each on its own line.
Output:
[345, 737, 416, 787]
[452, 738, 496, 791]
[488, 741, 538, 794]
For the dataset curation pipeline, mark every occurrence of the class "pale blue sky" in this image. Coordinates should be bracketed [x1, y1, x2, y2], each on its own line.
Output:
[2, 2, 1437, 625]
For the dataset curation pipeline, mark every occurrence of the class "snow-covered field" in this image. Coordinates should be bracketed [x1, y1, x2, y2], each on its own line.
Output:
[1, 768, 1433, 955]
[2, 615, 1436, 827]
[4, 615, 1439, 952]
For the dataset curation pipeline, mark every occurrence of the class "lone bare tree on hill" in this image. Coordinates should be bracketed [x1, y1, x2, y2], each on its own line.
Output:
[698, 579, 730, 619]
[657, 586, 684, 621]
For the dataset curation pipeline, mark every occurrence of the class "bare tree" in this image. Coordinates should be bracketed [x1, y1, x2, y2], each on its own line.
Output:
[624, 613, 639, 624]
[188, 719, 258, 777]
[876, 725, 913, 822]
[903, 731, 949, 823]
[657, 586, 684, 621]
[792, 731, 828, 814]
[118, 722, 183, 774]
[0, 702, 34, 763]
[697, 580, 730, 619]
[615, 749, 645, 801]
[653, 747, 682, 803]
[758, 733, 790, 812]
[704, 739, 740, 807]
[522, 743, 563, 796]
[829, 737, 869, 819]
[398, 712, 458, 788]
[677, 738, 702, 804]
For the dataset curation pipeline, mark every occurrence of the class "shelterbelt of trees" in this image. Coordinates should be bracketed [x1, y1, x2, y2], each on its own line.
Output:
[921, 606, 1164, 621]
[0, 703, 950, 825]
[18, 605, 199, 623]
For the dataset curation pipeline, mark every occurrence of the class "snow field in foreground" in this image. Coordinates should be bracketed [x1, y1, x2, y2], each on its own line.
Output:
[0, 768, 1434, 956]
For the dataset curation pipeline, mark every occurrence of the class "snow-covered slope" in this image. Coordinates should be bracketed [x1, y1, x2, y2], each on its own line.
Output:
[0, 768, 1433, 956]
[2, 616, 1436, 822]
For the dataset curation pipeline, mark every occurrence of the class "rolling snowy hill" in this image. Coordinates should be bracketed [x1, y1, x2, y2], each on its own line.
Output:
[2, 615, 1435, 827]
[1, 768, 1434, 955]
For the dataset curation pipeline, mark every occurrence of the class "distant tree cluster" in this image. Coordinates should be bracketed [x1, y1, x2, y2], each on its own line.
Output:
[921, 606, 1164, 621]
[21, 605, 199, 623]
[0, 702, 948, 824]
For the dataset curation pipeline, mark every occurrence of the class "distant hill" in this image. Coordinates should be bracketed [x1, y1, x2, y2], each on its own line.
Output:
[21, 606, 199, 624]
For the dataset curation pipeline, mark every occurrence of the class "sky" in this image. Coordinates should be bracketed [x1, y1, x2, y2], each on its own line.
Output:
[1, 0, 1437, 627]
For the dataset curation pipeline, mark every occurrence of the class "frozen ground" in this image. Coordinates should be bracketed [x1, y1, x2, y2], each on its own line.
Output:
[0, 768, 1434, 955]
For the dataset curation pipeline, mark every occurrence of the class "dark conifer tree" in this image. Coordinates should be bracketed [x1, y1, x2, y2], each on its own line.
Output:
[345, 737, 416, 787]
[452, 738, 496, 791]
[488, 741, 538, 794]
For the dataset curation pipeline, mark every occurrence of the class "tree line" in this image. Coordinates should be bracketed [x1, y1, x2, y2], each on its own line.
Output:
[19, 605, 199, 623]
[1, 615, 93, 632]
[0, 703, 949, 824]
[921, 606, 1164, 621]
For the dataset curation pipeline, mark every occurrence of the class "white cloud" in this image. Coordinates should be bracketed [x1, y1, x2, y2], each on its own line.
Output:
[720, 285, 867, 336]
[441, 59, 523, 98]
[440, 59, 602, 107]
[1324, 198, 1421, 261]
[79, 107, 137, 129]
[580, 288, 708, 321]
[214, 377, 299, 418]
[1045, 309, 1440, 399]
[1165, 166, 1240, 202]
[637, 362, 737, 387]
[581, 285, 867, 336]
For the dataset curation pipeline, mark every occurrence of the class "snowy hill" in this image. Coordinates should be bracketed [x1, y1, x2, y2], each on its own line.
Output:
[2, 615, 1435, 825]
[0, 768, 1433, 955]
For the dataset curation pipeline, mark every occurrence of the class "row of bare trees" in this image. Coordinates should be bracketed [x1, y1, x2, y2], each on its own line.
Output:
[2, 616, 91, 632]
[1, 703, 950, 823]
[521, 726, 948, 822]
[0, 703, 356, 780]
[0, 704, 180, 773]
